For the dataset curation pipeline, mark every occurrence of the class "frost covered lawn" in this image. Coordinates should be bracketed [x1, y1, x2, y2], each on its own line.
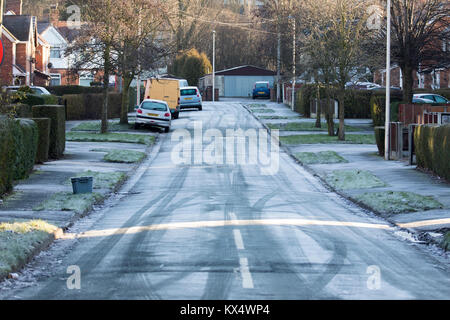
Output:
[324, 169, 386, 190]
[355, 191, 443, 214]
[67, 132, 155, 145]
[280, 134, 375, 145]
[295, 151, 348, 165]
[268, 122, 360, 132]
[250, 108, 275, 114]
[0, 220, 58, 279]
[71, 120, 135, 132]
[259, 115, 301, 120]
[91, 148, 146, 163]
[34, 192, 103, 214]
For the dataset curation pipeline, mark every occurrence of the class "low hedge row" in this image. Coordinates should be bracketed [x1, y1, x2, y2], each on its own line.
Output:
[32, 118, 51, 163]
[32, 105, 65, 159]
[414, 124, 450, 181]
[0, 118, 38, 196]
[20, 94, 59, 107]
[63, 92, 122, 120]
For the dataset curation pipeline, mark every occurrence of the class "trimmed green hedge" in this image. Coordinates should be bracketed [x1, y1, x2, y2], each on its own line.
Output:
[374, 126, 385, 156]
[45, 85, 105, 96]
[414, 124, 450, 181]
[32, 118, 51, 164]
[32, 105, 66, 159]
[1, 104, 32, 118]
[63, 92, 122, 120]
[370, 92, 404, 126]
[20, 94, 59, 107]
[0, 118, 38, 196]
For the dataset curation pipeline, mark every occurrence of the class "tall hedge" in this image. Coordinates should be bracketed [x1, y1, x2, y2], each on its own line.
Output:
[46, 85, 105, 96]
[63, 92, 122, 120]
[21, 94, 59, 107]
[414, 124, 450, 181]
[32, 118, 51, 164]
[0, 118, 38, 195]
[32, 105, 66, 159]
[370, 92, 404, 126]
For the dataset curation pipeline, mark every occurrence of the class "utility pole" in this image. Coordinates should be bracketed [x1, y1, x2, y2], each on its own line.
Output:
[136, 8, 142, 107]
[384, 0, 391, 161]
[277, 27, 281, 103]
[212, 30, 216, 102]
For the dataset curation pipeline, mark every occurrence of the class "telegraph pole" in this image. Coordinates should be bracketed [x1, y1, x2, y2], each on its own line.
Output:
[291, 16, 296, 111]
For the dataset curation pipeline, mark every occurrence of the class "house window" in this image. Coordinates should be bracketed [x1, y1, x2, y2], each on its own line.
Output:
[50, 74, 61, 86]
[50, 48, 62, 59]
[79, 73, 94, 87]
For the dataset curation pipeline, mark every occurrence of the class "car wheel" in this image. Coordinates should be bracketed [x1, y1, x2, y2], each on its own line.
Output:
[165, 127, 170, 133]
[134, 123, 140, 129]
[198, 106, 202, 111]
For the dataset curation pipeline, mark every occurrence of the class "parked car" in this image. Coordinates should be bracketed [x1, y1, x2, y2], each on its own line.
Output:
[135, 99, 172, 133]
[413, 93, 449, 104]
[345, 82, 381, 90]
[180, 87, 202, 111]
[4, 86, 51, 96]
[413, 97, 435, 104]
[252, 81, 270, 99]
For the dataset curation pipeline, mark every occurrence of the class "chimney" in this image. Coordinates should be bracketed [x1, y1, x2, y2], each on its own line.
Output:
[6, 0, 22, 15]
[49, 4, 59, 25]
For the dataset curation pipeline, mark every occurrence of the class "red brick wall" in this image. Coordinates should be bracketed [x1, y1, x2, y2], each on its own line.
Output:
[50, 68, 80, 85]
[0, 35, 14, 86]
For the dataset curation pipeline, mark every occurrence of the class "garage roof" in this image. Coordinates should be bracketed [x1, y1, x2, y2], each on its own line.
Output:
[214, 65, 276, 76]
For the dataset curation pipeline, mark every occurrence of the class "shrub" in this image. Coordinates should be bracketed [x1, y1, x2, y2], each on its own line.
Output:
[107, 92, 122, 118]
[374, 126, 385, 156]
[63, 94, 86, 120]
[12, 119, 38, 179]
[414, 124, 450, 181]
[45, 85, 104, 96]
[32, 118, 51, 163]
[1, 104, 32, 118]
[370, 92, 404, 126]
[343, 90, 373, 119]
[0, 118, 38, 196]
[295, 85, 316, 118]
[32, 105, 66, 159]
[20, 94, 59, 107]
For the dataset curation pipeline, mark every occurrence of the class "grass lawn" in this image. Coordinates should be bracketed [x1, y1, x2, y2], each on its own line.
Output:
[250, 108, 276, 114]
[97, 149, 146, 163]
[34, 192, 103, 214]
[280, 134, 375, 145]
[68, 170, 127, 189]
[355, 191, 443, 214]
[67, 132, 155, 145]
[295, 151, 348, 165]
[268, 122, 360, 132]
[71, 120, 134, 132]
[324, 169, 386, 190]
[259, 116, 301, 120]
[0, 220, 59, 279]
[247, 104, 267, 109]
[441, 232, 450, 251]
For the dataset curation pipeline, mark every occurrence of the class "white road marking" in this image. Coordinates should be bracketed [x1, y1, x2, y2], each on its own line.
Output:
[239, 257, 254, 289]
[233, 229, 245, 250]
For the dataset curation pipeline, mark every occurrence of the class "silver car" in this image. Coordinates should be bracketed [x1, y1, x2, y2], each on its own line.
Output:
[413, 93, 449, 104]
[135, 99, 172, 133]
[180, 87, 202, 111]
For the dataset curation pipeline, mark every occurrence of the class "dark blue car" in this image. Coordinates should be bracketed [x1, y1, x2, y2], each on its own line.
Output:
[252, 81, 270, 99]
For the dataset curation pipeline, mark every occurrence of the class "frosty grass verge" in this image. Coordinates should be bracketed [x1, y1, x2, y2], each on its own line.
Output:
[295, 151, 348, 165]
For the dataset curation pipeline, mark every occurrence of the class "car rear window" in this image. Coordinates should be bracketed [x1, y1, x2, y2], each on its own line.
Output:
[141, 101, 167, 111]
[255, 83, 268, 88]
[181, 89, 197, 96]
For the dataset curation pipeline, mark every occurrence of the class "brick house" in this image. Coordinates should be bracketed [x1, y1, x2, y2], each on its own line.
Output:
[0, 0, 51, 86]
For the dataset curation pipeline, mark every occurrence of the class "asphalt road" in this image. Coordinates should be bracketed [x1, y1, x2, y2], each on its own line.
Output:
[3, 101, 450, 299]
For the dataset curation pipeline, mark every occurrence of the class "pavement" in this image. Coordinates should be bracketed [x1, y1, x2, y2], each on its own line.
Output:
[0, 118, 158, 229]
[0, 100, 448, 300]
[247, 100, 450, 239]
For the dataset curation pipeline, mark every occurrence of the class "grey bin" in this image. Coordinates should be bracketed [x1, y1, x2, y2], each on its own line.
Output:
[71, 177, 93, 194]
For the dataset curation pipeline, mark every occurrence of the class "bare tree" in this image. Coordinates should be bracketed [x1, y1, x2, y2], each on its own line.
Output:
[386, 0, 450, 102]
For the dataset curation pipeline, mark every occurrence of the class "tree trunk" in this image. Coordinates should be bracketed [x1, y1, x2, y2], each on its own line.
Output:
[402, 64, 414, 103]
[338, 90, 345, 141]
[101, 43, 111, 134]
[315, 84, 322, 128]
[120, 76, 132, 125]
[325, 86, 335, 136]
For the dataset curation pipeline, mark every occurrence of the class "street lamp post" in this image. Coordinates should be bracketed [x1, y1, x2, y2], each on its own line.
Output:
[290, 16, 296, 111]
[384, 0, 391, 161]
[212, 30, 216, 102]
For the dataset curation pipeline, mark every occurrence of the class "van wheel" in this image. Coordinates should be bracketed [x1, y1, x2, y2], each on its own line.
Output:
[198, 106, 202, 111]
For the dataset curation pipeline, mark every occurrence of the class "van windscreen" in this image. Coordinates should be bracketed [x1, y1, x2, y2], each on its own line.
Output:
[255, 83, 268, 88]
